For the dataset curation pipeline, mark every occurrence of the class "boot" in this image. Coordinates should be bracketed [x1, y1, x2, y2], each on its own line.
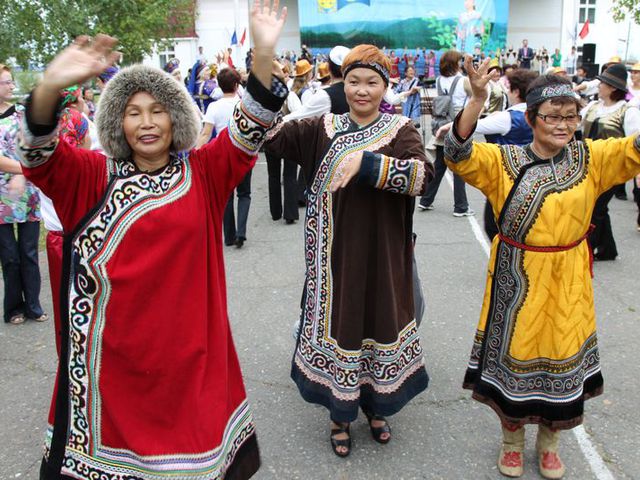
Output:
[498, 424, 525, 478]
[536, 425, 565, 479]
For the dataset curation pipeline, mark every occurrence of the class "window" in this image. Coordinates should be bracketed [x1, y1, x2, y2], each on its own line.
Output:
[158, 44, 176, 69]
[579, 0, 596, 24]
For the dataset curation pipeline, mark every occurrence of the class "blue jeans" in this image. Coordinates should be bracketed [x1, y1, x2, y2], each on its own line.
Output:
[419, 146, 469, 213]
[223, 171, 252, 244]
[0, 221, 44, 322]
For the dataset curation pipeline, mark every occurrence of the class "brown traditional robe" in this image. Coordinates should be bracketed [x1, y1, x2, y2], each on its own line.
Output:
[266, 113, 434, 421]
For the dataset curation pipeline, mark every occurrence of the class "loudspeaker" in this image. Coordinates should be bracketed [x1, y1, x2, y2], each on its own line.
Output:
[582, 43, 596, 63]
[581, 63, 600, 79]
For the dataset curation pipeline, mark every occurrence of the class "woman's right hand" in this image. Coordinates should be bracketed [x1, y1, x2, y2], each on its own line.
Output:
[41, 34, 119, 92]
[464, 55, 491, 102]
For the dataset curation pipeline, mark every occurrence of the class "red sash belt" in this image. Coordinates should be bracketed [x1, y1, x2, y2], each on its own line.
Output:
[498, 225, 595, 277]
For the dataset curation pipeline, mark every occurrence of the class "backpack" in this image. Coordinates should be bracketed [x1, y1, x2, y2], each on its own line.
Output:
[430, 75, 462, 135]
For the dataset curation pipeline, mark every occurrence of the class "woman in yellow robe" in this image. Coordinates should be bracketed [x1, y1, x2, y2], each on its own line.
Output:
[444, 57, 640, 479]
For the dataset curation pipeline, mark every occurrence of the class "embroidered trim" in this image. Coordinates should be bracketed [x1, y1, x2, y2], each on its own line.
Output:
[18, 115, 59, 168]
[470, 142, 595, 405]
[444, 128, 473, 164]
[296, 113, 425, 401]
[61, 401, 255, 479]
[228, 90, 278, 155]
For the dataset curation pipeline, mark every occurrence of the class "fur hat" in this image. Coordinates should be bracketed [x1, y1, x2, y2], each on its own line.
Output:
[96, 64, 200, 160]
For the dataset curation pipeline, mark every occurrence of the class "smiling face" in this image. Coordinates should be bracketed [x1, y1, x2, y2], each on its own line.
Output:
[123, 91, 173, 168]
[344, 68, 386, 124]
[527, 99, 579, 154]
[0, 70, 15, 103]
[597, 81, 616, 101]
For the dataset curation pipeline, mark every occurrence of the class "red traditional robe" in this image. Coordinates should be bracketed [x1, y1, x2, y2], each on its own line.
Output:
[19, 76, 285, 480]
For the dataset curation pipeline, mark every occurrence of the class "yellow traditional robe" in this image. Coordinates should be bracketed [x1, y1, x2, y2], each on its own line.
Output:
[445, 130, 640, 428]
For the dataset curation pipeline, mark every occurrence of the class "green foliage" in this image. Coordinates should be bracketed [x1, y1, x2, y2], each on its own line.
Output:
[0, 0, 195, 68]
[13, 70, 42, 95]
[426, 16, 456, 50]
[611, 0, 640, 24]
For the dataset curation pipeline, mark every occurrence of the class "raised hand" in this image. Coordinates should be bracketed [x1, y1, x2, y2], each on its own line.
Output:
[250, 0, 287, 89]
[464, 55, 491, 101]
[250, 0, 287, 55]
[42, 34, 119, 92]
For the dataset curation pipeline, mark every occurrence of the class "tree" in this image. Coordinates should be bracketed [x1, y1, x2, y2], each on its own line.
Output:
[611, 0, 640, 24]
[0, 0, 196, 68]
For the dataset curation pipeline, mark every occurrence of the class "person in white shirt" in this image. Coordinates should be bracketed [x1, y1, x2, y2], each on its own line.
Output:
[418, 49, 474, 216]
[197, 68, 252, 248]
[581, 63, 640, 258]
[564, 46, 577, 75]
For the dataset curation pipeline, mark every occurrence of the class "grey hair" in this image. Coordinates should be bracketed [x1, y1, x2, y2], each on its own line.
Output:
[96, 64, 200, 159]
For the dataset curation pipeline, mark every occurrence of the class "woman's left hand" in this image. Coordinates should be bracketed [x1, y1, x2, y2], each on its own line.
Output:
[329, 152, 363, 193]
[250, 0, 287, 55]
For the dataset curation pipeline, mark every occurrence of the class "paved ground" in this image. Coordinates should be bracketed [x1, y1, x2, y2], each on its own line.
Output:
[1, 158, 639, 480]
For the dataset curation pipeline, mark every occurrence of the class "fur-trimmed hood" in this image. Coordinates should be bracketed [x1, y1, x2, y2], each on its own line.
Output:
[96, 64, 200, 160]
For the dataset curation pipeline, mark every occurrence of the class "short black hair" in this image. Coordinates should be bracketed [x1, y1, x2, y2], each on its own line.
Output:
[329, 59, 342, 78]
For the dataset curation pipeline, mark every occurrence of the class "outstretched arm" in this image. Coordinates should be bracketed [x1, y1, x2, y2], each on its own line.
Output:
[31, 34, 119, 126]
[250, 0, 287, 89]
[456, 55, 491, 139]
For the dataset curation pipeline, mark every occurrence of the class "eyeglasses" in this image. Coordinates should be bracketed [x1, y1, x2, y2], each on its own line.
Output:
[0, 80, 15, 86]
[537, 113, 581, 126]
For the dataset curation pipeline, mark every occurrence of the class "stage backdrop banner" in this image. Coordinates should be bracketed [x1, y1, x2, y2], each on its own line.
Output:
[301, 0, 509, 54]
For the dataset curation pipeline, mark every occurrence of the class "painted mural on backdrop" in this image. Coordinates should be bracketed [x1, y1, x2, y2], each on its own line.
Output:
[300, 0, 509, 55]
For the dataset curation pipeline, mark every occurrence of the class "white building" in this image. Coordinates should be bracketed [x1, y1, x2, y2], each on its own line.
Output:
[144, 0, 640, 78]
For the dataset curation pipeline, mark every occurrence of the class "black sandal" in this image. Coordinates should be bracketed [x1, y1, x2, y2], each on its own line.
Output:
[362, 409, 391, 444]
[330, 422, 351, 457]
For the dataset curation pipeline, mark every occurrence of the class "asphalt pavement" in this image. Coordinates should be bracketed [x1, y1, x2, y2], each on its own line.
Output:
[1, 156, 639, 480]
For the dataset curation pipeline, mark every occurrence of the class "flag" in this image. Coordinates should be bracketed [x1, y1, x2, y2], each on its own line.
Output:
[230, 30, 238, 46]
[240, 28, 247, 47]
[579, 19, 590, 39]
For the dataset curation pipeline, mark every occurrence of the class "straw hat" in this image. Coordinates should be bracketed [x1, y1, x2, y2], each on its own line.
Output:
[294, 59, 313, 77]
[316, 62, 330, 80]
[631, 62, 640, 72]
[487, 58, 502, 73]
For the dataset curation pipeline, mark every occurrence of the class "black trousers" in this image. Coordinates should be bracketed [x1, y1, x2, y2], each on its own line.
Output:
[265, 152, 299, 221]
[634, 177, 640, 226]
[223, 171, 252, 245]
[483, 200, 499, 241]
[0, 221, 44, 321]
[589, 187, 618, 260]
[419, 146, 469, 213]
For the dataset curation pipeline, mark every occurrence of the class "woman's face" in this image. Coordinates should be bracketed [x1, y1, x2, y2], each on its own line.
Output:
[631, 70, 640, 86]
[344, 68, 386, 121]
[123, 92, 173, 163]
[0, 71, 15, 103]
[528, 100, 579, 153]
[597, 81, 616, 101]
[83, 89, 94, 101]
[489, 68, 501, 81]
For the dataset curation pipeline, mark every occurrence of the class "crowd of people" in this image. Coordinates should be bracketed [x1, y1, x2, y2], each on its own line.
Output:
[1, 1, 640, 478]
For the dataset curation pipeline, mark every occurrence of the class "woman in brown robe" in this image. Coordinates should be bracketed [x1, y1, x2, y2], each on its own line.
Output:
[265, 44, 434, 457]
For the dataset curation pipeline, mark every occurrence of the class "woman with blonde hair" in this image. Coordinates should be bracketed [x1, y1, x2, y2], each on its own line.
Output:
[266, 44, 433, 457]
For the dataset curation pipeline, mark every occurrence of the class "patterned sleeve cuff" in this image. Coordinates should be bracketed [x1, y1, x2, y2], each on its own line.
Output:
[444, 111, 476, 164]
[228, 73, 288, 154]
[18, 93, 61, 168]
[357, 151, 427, 196]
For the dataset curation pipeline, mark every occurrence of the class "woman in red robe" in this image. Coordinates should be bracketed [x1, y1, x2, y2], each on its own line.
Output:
[19, 2, 287, 479]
